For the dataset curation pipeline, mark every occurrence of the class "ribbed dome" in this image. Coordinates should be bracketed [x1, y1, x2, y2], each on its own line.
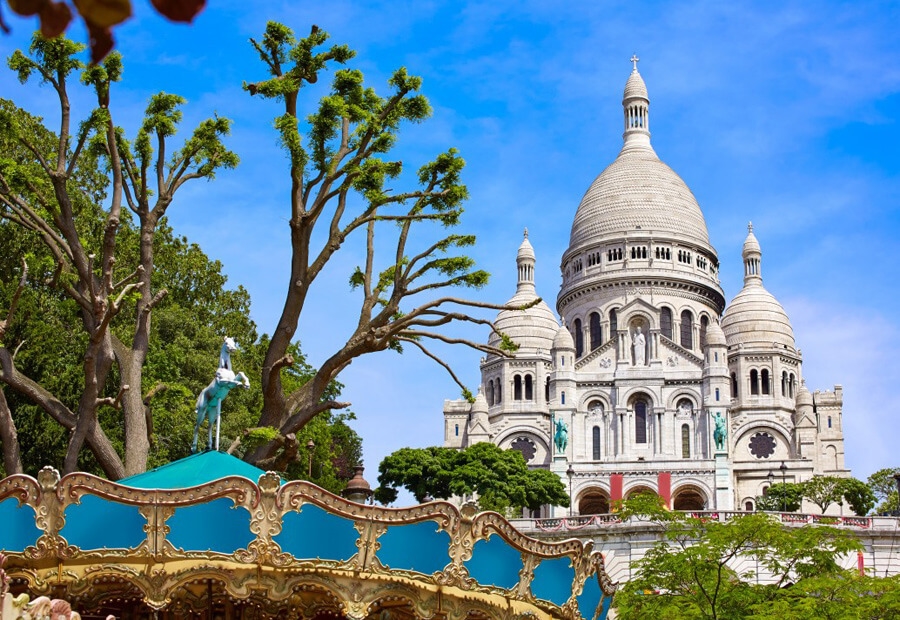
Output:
[722, 225, 794, 349]
[569, 146, 712, 249]
[488, 293, 558, 353]
[552, 322, 575, 351]
[722, 284, 794, 349]
[488, 231, 558, 353]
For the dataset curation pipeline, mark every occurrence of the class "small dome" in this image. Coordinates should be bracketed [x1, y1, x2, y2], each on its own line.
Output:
[722, 225, 794, 349]
[517, 229, 535, 260]
[722, 284, 794, 349]
[705, 320, 726, 347]
[471, 388, 489, 414]
[489, 293, 558, 353]
[742, 223, 761, 257]
[795, 381, 813, 407]
[624, 69, 648, 100]
[552, 322, 575, 351]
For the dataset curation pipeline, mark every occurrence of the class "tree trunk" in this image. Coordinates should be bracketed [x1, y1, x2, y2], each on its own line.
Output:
[0, 388, 23, 475]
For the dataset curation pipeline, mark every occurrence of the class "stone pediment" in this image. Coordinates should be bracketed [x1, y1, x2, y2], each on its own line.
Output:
[576, 338, 616, 371]
[659, 336, 704, 368]
[617, 296, 661, 322]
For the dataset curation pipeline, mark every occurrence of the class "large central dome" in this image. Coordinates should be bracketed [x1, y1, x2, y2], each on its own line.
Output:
[567, 64, 712, 253]
[569, 148, 712, 248]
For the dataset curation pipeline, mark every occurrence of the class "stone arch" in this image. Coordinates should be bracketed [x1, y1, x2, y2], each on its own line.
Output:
[666, 389, 700, 410]
[824, 444, 838, 470]
[671, 484, 708, 511]
[580, 392, 611, 413]
[577, 487, 611, 515]
[624, 483, 657, 499]
[735, 424, 792, 462]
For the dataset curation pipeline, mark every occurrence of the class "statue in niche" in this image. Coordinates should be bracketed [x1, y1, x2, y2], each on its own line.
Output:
[712, 411, 727, 452]
[554, 417, 569, 453]
[632, 325, 646, 366]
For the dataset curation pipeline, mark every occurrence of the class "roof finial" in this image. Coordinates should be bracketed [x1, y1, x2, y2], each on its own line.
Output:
[630, 54, 640, 72]
[524, 227, 529, 239]
[748, 221, 754, 233]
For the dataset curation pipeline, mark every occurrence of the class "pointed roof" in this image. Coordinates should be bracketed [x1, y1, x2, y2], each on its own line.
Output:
[119, 451, 271, 489]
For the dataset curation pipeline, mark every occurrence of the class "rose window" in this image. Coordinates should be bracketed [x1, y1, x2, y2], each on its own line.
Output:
[511, 437, 537, 462]
[748, 432, 776, 459]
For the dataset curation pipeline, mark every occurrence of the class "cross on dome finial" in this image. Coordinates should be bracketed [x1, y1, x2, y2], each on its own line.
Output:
[630, 54, 640, 72]
[748, 221, 754, 233]
[524, 227, 529, 239]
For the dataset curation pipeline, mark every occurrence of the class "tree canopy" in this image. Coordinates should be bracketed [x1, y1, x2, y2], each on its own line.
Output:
[375, 443, 569, 513]
[613, 495, 865, 620]
[240, 22, 525, 467]
[868, 467, 900, 514]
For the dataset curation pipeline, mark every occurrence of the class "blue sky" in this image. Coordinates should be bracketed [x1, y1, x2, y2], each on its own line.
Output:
[2, 1, 899, 489]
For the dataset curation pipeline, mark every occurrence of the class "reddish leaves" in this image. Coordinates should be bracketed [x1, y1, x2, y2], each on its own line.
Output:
[3, 0, 207, 62]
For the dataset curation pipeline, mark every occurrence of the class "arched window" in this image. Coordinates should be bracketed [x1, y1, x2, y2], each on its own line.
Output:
[700, 315, 709, 348]
[635, 400, 647, 444]
[590, 312, 602, 350]
[455, 424, 459, 437]
[545, 377, 550, 403]
[609, 309, 618, 343]
[514, 375, 523, 400]
[496, 381, 502, 403]
[828, 416, 832, 429]
[660, 307, 673, 339]
[789, 373, 795, 397]
[745, 500, 754, 511]
[750, 369, 759, 395]
[561, 391, 566, 405]
[524, 375, 533, 400]
[781, 371, 787, 396]
[574, 318, 584, 357]
[761, 369, 770, 395]
[731, 372, 738, 398]
[592, 426, 601, 460]
[680, 310, 693, 349]
[715, 387, 720, 401]
[681, 424, 690, 458]
[487, 380, 494, 406]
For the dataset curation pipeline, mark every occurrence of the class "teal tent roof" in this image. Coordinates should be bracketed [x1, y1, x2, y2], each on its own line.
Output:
[119, 451, 269, 489]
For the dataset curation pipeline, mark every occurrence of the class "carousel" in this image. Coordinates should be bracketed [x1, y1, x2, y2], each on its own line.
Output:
[0, 339, 615, 619]
[0, 450, 615, 619]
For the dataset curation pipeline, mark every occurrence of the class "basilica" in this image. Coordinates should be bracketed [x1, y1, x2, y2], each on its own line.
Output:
[442, 62, 848, 516]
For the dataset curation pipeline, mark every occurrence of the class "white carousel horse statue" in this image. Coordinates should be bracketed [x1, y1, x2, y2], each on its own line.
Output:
[191, 337, 250, 453]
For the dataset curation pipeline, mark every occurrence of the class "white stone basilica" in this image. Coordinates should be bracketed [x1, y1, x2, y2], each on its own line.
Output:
[442, 62, 849, 516]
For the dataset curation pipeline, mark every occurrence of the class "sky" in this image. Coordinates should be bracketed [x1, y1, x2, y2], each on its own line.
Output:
[1, 0, 899, 490]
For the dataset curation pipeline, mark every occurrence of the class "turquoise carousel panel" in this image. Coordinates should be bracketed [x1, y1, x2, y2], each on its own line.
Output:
[275, 503, 358, 561]
[0, 498, 39, 552]
[61, 495, 145, 550]
[166, 497, 254, 553]
[531, 556, 575, 605]
[464, 535, 522, 590]
[375, 520, 451, 574]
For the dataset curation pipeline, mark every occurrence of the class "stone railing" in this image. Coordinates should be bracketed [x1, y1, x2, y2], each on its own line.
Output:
[512, 511, 897, 534]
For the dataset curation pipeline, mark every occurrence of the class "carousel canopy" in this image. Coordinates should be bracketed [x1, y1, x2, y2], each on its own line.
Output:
[118, 450, 273, 489]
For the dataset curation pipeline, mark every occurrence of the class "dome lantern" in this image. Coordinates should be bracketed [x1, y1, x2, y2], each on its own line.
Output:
[742, 222, 763, 284]
[622, 55, 650, 149]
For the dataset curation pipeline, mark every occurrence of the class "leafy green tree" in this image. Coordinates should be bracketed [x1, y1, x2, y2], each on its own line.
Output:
[0, 35, 237, 478]
[841, 477, 877, 516]
[375, 443, 569, 513]
[613, 497, 863, 620]
[755, 482, 803, 512]
[746, 572, 900, 619]
[241, 23, 524, 467]
[802, 475, 847, 513]
[867, 467, 900, 514]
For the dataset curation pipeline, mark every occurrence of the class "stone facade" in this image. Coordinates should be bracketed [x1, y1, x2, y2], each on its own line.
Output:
[443, 63, 849, 517]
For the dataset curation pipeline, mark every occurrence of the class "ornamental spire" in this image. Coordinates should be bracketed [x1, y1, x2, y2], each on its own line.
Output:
[622, 56, 650, 147]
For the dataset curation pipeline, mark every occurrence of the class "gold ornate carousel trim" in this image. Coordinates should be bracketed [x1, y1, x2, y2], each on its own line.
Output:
[0, 466, 615, 619]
